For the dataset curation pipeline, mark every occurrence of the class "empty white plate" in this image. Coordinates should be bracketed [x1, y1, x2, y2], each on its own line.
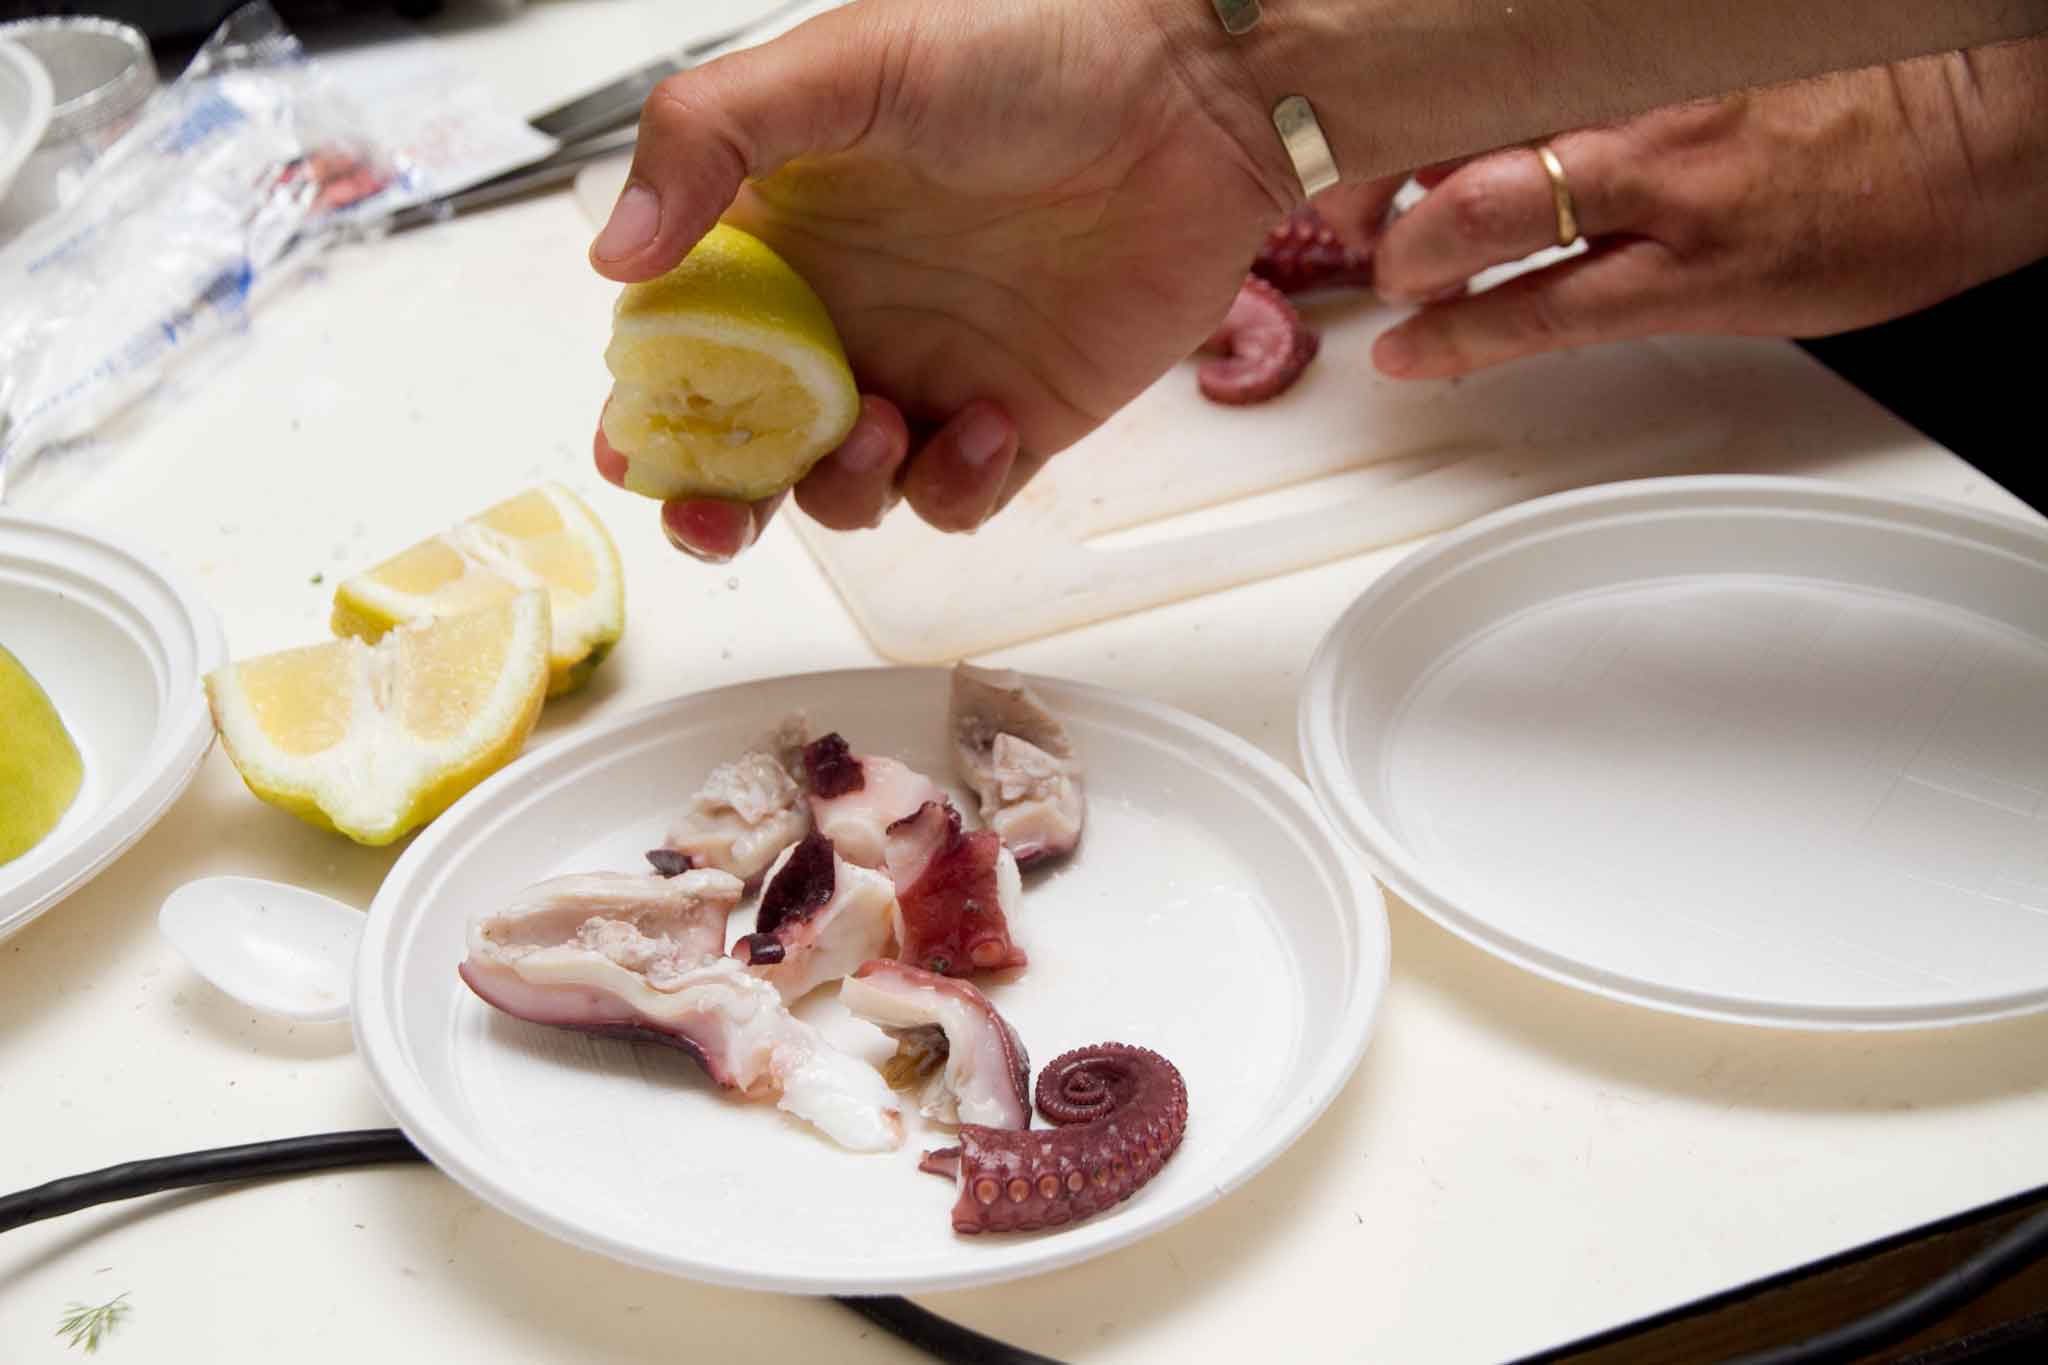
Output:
[355, 668, 1387, 1293]
[1301, 476, 2048, 1030]
[0, 510, 224, 939]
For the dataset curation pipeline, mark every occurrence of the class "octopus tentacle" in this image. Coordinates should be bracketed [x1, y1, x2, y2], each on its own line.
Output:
[1252, 204, 1376, 295]
[922, 1043, 1188, 1235]
[1196, 276, 1320, 405]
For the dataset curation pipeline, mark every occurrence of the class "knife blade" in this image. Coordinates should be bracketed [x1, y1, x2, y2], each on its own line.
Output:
[526, 0, 835, 146]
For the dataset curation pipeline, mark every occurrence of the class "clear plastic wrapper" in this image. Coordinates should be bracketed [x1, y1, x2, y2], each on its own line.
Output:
[0, 3, 409, 494]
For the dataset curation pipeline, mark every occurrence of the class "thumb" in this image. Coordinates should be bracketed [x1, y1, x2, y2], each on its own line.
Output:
[589, 9, 883, 281]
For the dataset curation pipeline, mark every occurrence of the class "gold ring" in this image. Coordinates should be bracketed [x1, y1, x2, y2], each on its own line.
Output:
[1536, 144, 1580, 247]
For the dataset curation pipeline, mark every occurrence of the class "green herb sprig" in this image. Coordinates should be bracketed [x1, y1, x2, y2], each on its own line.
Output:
[56, 1292, 130, 1354]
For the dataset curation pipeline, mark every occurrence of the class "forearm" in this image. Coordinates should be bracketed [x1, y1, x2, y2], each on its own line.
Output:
[1154, 0, 2048, 194]
[1926, 39, 2048, 291]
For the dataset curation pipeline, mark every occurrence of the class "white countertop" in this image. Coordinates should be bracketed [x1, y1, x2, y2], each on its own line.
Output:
[5, 3, 2047, 1361]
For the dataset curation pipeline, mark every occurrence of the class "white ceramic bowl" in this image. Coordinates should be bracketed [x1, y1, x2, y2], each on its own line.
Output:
[357, 667, 1388, 1292]
[0, 511, 224, 939]
[1302, 476, 2048, 1030]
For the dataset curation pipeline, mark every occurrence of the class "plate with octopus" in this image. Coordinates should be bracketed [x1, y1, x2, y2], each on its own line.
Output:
[355, 666, 1387, 1293]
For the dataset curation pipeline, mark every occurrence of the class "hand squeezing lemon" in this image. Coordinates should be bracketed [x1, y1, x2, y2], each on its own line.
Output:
[600, 224, 860, 503]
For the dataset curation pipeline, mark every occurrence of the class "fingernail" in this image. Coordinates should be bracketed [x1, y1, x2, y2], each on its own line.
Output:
[1376, 329, 1417, 376]
[833, 422, 892, 473]
[956, 409, 1009, 469]
[867, 486, 902, 529]
[594, 182, 660, 262]
[592, 425, 628, 486]
[662, 500, 751, 563]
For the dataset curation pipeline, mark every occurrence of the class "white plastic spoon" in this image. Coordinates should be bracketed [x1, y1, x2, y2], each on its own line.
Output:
[158, 876, 361, 1023]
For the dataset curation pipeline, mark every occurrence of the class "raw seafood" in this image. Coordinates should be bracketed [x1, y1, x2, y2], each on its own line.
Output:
[839, 960, 1030, 1129]
[949, 664, 1085, 868]
[734, 832, 896, 1003]
[1252, 204, 1375, 295]
[1196, 275, 1320, 405]
[661, 719, 810, 885]
[802, 733, 947, 868]
[920, 1043, 1188, 1234]
[465, 870, 736, 965]
[883, 801, 1028, 976]
[459, 870, 902, 1152]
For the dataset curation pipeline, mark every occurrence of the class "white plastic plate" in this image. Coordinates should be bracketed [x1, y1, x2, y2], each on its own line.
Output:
[0, 511, 224, 939]
[356, 668, 1387, 1293]
[1302, 476, 2048, 1030]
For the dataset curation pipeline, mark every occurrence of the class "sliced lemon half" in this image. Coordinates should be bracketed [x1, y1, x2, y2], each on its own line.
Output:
[207, 592, 551, 846]
[601, 223, 860, 503]
[331, 483, 624, 696]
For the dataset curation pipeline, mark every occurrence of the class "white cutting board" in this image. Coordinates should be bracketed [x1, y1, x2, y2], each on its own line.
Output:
[574, 157, 1940, 662]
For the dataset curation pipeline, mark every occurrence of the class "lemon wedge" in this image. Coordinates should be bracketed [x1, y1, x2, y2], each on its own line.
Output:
[0, 645, 84, 865]
[331, 483, 624, 696]
[601, 223, 860, 503]
[207, 593, 551, 846]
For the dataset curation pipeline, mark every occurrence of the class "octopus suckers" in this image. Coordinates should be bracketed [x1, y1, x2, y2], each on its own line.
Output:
[931, 1042, 1189, 1236]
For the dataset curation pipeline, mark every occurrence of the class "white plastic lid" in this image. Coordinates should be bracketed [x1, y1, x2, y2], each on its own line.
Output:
[1301, 476, 2048, 1029]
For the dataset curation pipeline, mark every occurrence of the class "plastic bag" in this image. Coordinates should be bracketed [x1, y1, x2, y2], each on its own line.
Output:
[0, 3, 409, 495]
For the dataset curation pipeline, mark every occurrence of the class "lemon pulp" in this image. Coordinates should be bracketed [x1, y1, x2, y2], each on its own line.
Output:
[602, 224, 860, 502]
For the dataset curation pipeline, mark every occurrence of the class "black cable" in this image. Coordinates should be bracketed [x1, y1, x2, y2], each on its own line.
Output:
[0, 1129, 423, 1233]
[836, 1297, 1065, 1365]
[0, 1129, 1065, 1365]
[1723, 1205, 2048, 1365]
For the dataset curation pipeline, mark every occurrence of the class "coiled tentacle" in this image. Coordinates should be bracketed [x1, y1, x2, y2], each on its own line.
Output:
[921, 1043, 1188, 1235]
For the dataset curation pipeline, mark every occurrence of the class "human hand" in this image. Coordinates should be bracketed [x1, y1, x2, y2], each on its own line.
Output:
[588, 0, 1296, 560]
[1365, 43, 2048, 380]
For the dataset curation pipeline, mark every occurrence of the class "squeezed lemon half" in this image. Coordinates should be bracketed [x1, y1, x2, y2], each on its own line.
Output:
[601, 224, 860, 503]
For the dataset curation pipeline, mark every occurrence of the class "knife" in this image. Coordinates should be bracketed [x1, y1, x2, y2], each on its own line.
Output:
[528, 0, 836, 145]
[384, 0, 840, 233]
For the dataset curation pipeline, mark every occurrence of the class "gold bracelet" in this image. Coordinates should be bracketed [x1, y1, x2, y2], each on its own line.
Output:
[1208, 2, 1340, 198]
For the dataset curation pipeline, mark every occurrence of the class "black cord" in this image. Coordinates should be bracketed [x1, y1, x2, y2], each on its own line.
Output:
[836, 1297, 1064, 1365]
[0, 1129, 422, 1233]
[0, 1129, 1064, 1365]
[23, 1131, 2044, 1365]
[1722, 1204, 2048, 1365]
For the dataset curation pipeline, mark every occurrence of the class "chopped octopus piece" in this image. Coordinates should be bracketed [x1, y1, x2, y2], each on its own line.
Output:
[920, 1043, 1188, 1234]
[802, 732, 947, 869]
[949, 664, 1086, 868]
[733, 832, 897, 1003]
[661, 718, 811, 886]
[1196, 274, 1320, 405]
[467, 870, 739, 968]
[840, 959, 1030, 1129]
[883, 801, 1027, 977]
[458, 871, 901, 1152]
